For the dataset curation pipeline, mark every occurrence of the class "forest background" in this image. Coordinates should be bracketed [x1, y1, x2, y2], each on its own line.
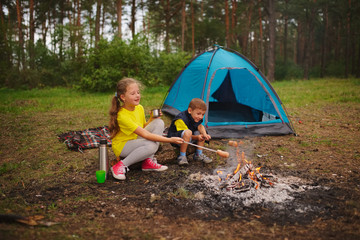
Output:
[1, 0, 360, 91]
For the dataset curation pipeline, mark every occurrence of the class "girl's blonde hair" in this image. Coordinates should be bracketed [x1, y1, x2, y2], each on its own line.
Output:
[109, 78, 141, 139]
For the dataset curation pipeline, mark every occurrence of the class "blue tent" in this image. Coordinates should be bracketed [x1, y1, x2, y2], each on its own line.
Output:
[162, 46, 295, 138]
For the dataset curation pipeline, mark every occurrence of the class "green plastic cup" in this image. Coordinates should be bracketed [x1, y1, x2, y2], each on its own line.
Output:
[96, 170, 106, 183]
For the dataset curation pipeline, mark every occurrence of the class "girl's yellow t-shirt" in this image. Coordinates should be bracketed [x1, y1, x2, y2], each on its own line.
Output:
[111, 105, 146, 157]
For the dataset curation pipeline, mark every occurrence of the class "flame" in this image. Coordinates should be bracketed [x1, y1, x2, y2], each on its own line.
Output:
[219, 140, 274, 191]
[216, 170, 223, 182]
[234, 163, 241, 174]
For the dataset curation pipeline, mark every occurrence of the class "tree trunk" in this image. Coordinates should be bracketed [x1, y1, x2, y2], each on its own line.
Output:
[296, 22, 304, 66]
[345, 0, 351, 78]
[0, 0, 10, 67]
[67, 0, 75, 58]
[141, 0, 145, 33]
[76, 0, 82, 58]
[147, 14, 150, 42]
[101, 3, 105, 36]
[258, 1, 264, 71]
[303, 2, 316, 80]
[164, 0, 170, 52]
[0, 1, 5, 39]
[283, 0, 288, 64]
[41, 16, 47, 47]
[51, 9, 56, 52]
[117, 0, 122, 39]
[293, 33, 296, 64]
[231, 0, 237, 47]
[320, 5, 328, 78]
[253, 30, 258, 64]
[357, 36, 360, 78]
[29, 0, 35, 69]
[243, 1, 253, 56]
[191, 0, 195, 56]
[181, 0, 186, 51]
[265, 0, 275, 82]
[225, 0, 230, 47]
[16, 0, 25, 69]
[95, 0, 101, 47]
[0, 1, 5, 40]
[59, 0, 64, 61]
[130, 0, 136, 39]
[335, 21, 341, 60]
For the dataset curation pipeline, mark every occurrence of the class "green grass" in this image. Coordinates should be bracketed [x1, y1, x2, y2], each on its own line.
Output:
[273, 78, 360, 108]
[1, 78, 358, 116]
[168, 187, 193, 199]
[0, 162, 19, 175]
[0, 87, 112, 114]
[0, 86, 168, 116]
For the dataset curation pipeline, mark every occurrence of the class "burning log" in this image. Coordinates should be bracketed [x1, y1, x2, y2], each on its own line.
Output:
[216, 146, 275, 192]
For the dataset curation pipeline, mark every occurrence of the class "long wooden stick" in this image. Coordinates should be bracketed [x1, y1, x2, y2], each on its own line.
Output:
[183, 141, 229, 158]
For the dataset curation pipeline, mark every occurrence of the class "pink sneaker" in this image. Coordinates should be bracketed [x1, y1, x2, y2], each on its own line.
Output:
[111, 161, 127, 180]
[142, 158, 168, 172]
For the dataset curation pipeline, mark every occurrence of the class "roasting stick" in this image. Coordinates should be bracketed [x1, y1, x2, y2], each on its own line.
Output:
[183, 141, 229, 158]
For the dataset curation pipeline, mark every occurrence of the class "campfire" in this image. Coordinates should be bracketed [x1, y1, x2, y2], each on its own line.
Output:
[215, 140, 276, 193]
[184, 139, 329, 221]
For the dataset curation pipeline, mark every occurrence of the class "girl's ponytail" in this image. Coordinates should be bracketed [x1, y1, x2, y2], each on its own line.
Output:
[109, 96, 121, 139]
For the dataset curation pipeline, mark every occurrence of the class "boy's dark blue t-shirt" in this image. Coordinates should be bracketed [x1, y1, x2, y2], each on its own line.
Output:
[167, 110, 203, 137]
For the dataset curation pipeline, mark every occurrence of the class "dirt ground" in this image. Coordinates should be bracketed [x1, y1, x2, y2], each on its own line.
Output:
[0, 103, 360, 239]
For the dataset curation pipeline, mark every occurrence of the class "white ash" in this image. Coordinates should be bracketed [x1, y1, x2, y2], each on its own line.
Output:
[185, 143, 328, 215]
[188, 172, 313, 207]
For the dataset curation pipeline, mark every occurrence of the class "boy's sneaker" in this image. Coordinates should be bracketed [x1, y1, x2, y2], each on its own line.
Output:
[193, 154, 212, 163]
[111, 161, 128, 180]
[142, 158, 168, 171]
[177, 155, 189, 165]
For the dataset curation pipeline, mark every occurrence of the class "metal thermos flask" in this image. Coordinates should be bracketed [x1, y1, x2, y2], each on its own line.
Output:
[99, 139, 109, 178]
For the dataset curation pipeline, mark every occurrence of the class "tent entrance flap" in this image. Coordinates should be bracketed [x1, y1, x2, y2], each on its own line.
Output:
[208, 68, 276, 123]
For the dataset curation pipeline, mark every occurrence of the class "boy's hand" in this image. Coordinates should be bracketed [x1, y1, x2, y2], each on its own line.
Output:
[198, 135, 205, 141]
[202, 134, 211, 141]
[198, 134, 210, 141]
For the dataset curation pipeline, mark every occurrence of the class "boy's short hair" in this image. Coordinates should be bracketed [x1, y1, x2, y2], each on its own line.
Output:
[188, 98, 207, 111]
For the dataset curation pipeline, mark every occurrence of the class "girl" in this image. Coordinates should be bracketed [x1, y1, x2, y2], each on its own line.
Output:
[109, 78, 183, 180]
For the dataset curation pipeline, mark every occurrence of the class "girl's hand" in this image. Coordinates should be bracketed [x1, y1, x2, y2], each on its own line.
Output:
[150, 109, 162, 119]
[171, 137, 184, 145]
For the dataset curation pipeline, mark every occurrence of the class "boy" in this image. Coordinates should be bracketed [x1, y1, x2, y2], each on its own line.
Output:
[167, 98, 212, 165]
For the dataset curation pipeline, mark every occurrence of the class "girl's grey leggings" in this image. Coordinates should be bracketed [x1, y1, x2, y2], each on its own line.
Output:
[120, 118, 164, 167]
